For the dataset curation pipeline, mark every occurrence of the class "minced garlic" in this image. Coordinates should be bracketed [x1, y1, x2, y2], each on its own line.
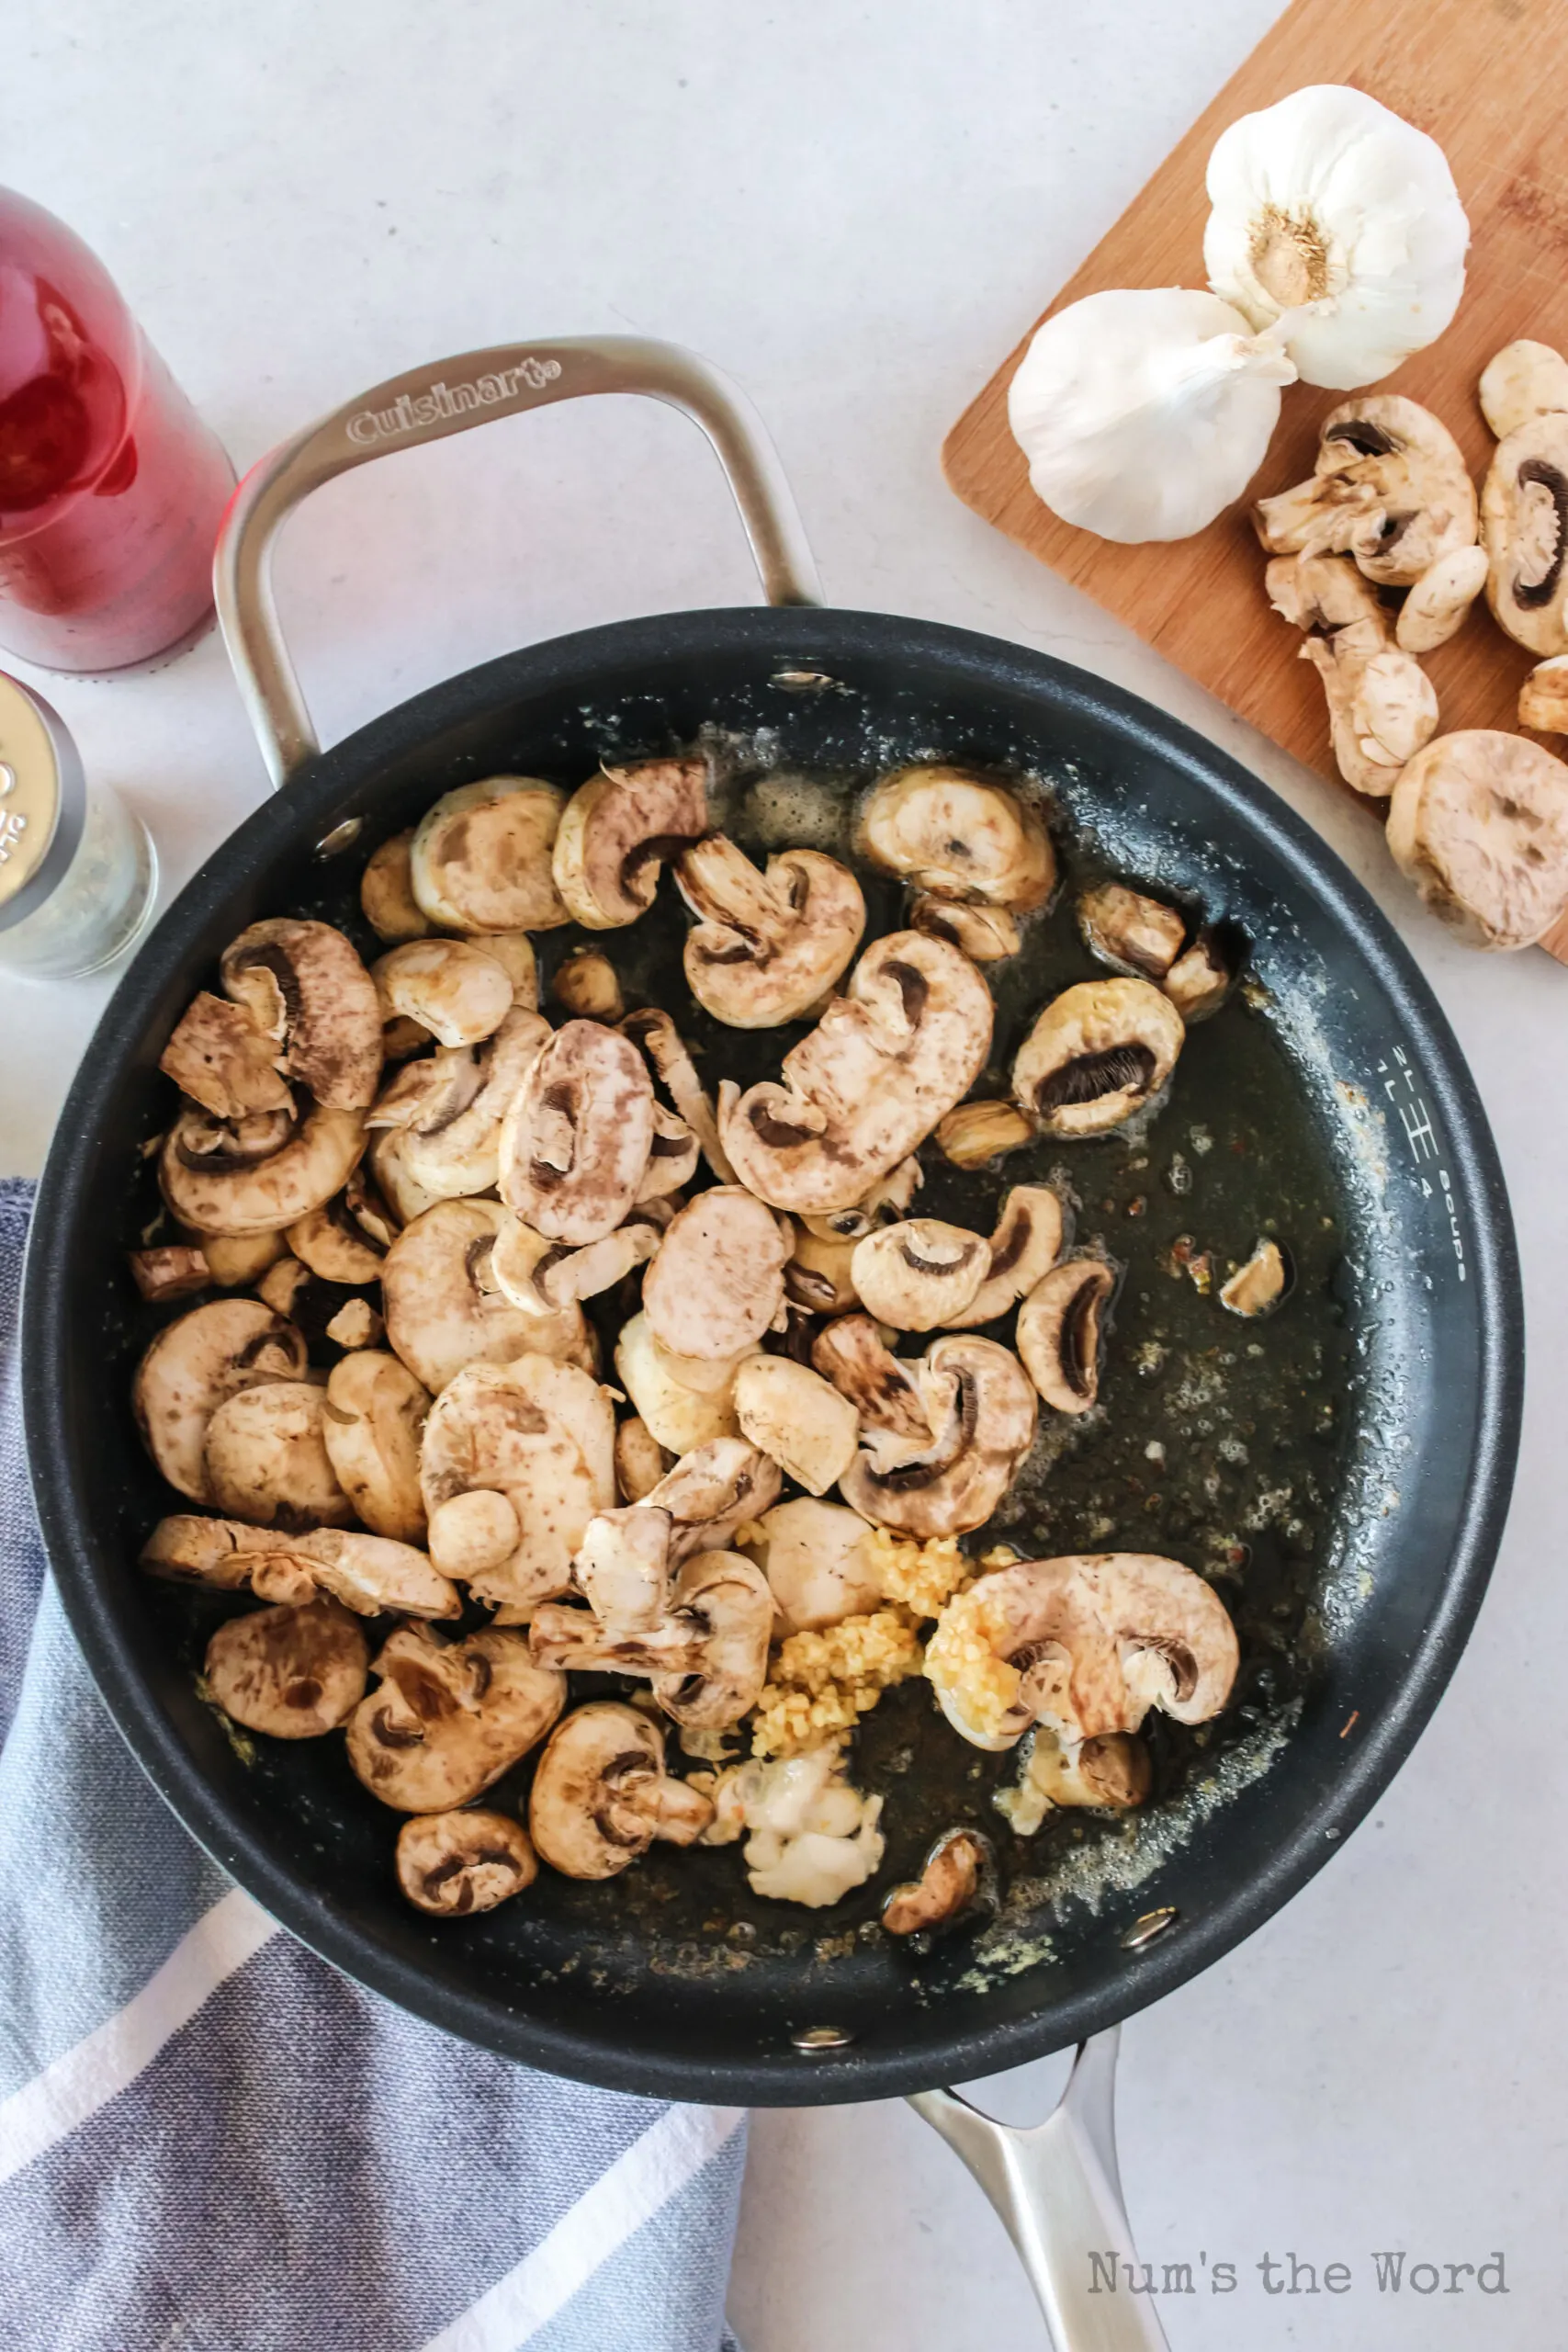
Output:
[922, 1584, 1022, 1745]
[869, 1529, 973, 1620]
[750, 1607, 925, 1758]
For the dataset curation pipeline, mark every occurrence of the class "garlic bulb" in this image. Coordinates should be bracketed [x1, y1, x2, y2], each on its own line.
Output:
[1008, 287, 1296, 543]
[1204, 85, 1469, 391]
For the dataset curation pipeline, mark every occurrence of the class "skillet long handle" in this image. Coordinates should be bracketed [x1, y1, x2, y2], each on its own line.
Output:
[213, 336, 823, 789]
[908, 2030, 1170, 2352]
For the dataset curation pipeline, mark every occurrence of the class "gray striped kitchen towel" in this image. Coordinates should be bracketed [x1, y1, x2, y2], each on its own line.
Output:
[0, 1176, 747, 2352]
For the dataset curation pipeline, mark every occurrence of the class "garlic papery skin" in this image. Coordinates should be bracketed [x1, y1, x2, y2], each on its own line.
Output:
[1007, 287, 1297, 544]
[1204, 84, 1469, 391]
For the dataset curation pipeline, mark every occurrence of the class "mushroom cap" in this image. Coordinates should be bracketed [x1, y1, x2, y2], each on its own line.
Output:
[409, 776, 571, 933]
[132, 1298, 307, 1502]
[372, 940, 516, 1048]
[640, 1434, 784, 1560]
[679, 838, 866, 1027]
[528, 1701, 710, 1879]
[393, 1009, 552, 1203]
[733, 1356, 860, 1496]
[719, 932, 994, 1213]
[552, 946, 626, 1023]
[810, 1312, 933, 1445]
[427, 1488, 525, 1581]
[202, 1380, 355, 1529]
[858, 766, 1055, 910]
[395, 1809, 537, 1917]
[1479, 339, 1568, 441]
[614, 1416, 672, 1502]
[498, 1019, 656, 1246]
[128, 1245, 213, 1305]
[551, 757, 709, 930]
[380, 1199, 593, 1395]
[1483, 413, 1568, 655]
[159, 991, 292, 1124]
[840, 1333, 1037, 1540]
[205, 1598, 368, 1738]
[360, 828, 433, 944]
[1016, 1259, 1115, 1415]
[1163, 932, 1235, 1024]
[613, 1312, 745, 1454]
[220, 919, 383, 1111]
[943, 1185, 1065, 1329]
[286, 1196, 385, 1284]
[321, 1350, 430, 1542]
[641, 1186, 791, 1360]
[740, 1497, 880, 1633]
[850, 1217, 991, 1332]
[1012, 978, 1183, 1136]
[908, 897, 1021, 962]
[933, 1099, 1036, 1170]
[1386, 729, 1568, 948]
[1076, 884, 1185, 981]
[160, 1104, 367, 1238]
[195, 1228, 291, 1288]
[346, 1623, 565, 1812]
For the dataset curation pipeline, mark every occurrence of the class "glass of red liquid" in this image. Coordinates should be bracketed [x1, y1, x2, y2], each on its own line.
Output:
[0, 187, 234, 673]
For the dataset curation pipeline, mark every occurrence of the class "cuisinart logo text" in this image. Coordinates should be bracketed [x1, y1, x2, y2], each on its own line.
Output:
[345, 356, 563, 445]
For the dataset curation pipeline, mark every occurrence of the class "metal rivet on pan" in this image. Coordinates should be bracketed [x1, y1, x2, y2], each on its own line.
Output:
[315, 817, 363, 858]
[791, 2024, 855, 2052]
[1121, 1906, 1179, 1951]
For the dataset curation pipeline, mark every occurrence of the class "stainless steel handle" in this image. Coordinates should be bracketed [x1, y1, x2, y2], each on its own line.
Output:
[213, 335, 823, 789]
[909, 2029, 1170, 2352]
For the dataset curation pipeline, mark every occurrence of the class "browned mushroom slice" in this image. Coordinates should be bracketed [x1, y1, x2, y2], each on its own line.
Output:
[160, 1102, 367, 1238]
[132, 1298, 307, 1501]
[851, 1218, 991, 1332]
[615, 1417, 672, 1502]
[323, 1298, 384, 1351]
[491, 1204, 666, 1317]
[739, 1497, 880, 1632]
[641, 1186, 791, 1360]
[1257, 396, 1478, 587]
[908, 897, 1021, 962]
[345, 1623, 565, 1812]
[391, 1010, 552, 1203]
[552, 756, 710, 930]
[220, 919, 383, 1110]
[1163, 932, 1235, 1023]
[613, 1313, 745, 1453]
[933, 1100, 1035, 1171]
[373, 940, 515, 1049]
[139, 1517, 457, 1617]
[197, 1229, 291, 1288]
[360, 828, 433, 944]
[531, 1551, 773, 1730]
[943, 1186, 1065, 1329]
[527, 1701, 714, 1879]
[344, 1162, 400, 1250]
[552, 947, 625, 1023]
[128, 1245, 211, 1304]
[857, 766, 1055, 910]
[882, 1828, 994, 1936]
[286, 1195, 385, 1284]
[380, 1198, 592, 1394]
[733, 1358, 859, 1496]
[719, 933, 994, 1215]
[499, 1019, 655, 1247]
[1017, 1259, 1115, 1415]
[367, 1128, 445, 1232]
[633, 1104, 700, 1203]
[1387, 729, 1568, 949]
[1012, 978, 1183, 1137]
[1076, 884, 1186, 980]
[410, 776, 571, 933]
[256, 1257, 310, 1317]
[141, 1514, 290, 1591]
[810, 1313, 933, 1447]
[677, 837, 866, 1027]
[203, 1380, 355, 1529]
[995, 1728, 1152, 1832]
[620, 1006, 736, 1183]
[321, 1350, 430, 1542]
[784, 1225, 860, 1315]
[1220, 1238, 1290, 1317]
[395, 1810, 537, 1917]
[640, 1436, 784, 1561]
[159, 992, 291, 1123]
[205, 1598, 369, 1739]
[1483, 413, 1568, 655]
[840, 1334, 1037, 1541]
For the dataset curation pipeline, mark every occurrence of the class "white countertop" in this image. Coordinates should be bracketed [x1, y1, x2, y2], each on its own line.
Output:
[6, 3, 1562, 2345]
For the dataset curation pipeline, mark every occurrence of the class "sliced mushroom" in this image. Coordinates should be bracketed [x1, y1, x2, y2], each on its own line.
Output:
[140, 1517, 459, 1617]
[1264, 551, 1385, 633]
[1483, 413, 1568, 655]
[810, 1312, 933, 1447]
[419, 1355, 616, 1614]
[367, 1127, 446, 1231]
[1386, 729, 1568, 948]
[380, 1199, 593, 1395]
[468, 932, 538, 1008]
[858, 766, 1055, 910]
[908, 896, 1021, 961]
[615, 1417, 672, 1502]
[323, 1297, 384, 1351]
[1220, 1238, 1290, 1317]
[382, 1014, 434, 1061]
[642, 1186, 791, 1360]
[160, 1103, 367, 1238]
[552, 947, 624, 1023]
[551, 756, 709, 930]
[1479, 339, 1568, 441]
[373, 940, 515, 1048]
[620, 1006, 736, 1183]
[205, 1598, 368, 1738]
[255, 1256, 310, 1317]
[882, 1828, 993, 1936]
[286, 1197, 385, 1284]
[678, 837, 866, 1026]
[571, 1504, 673, 1632]
[719, 932, 993, 1214]
[1300, 617, 1439, 797]
[141, 1514, 286, 1592]
[219, 919, 382, 1110]
[527, 1701, 714, 1879]
[409, 776, 570, 933]
[1012, 978, 1183, 1136]
[1256, 397, 1479, 587]
[346, 1623, 565, 1812]
[933, 1099, 1035, 1171]
[159, 992, 291, 1122]
[203, 1380, 354, 1529]
[925, 1553, 1238, 1753]
[851, 1218, 990, 1331]
[613, 1312, 746, 1453]
[321, 1350, 429, 1541]
[395, 1809, 537, 1917]
[995, 1727, 1151, 1832]
[943, 1185, 1065, 1329]
[734, 1357, 860, 1496]
[197, 1229, 290, 1288]
[1076, 883, 1185, 981]
[840, 1334, 1037, 1540]
[634, 1103, 701, 1201]
[128, 1245, 211, 1304]
[491, 1203, 665, 1317]
[739, 1496, 880, 1632]
[498, 1018, 655, 1246]
[530, 1550, 773, 1728]
[132, 1298, 307, 1501]
[1395, 545, 1490, 652]
[1519, 655, 1568, 733]
[784, 1225, 861, 1315]
[1017, 1259, 1115, 1414]
[360, 828, 433, 944]
[394, 1009, 552, 1202]
[1163, 931, 1236, 1023]
[641, 1435, 784, 1561]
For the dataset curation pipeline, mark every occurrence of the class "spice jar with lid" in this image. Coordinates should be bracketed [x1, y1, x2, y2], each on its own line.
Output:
[0, 671, 156, 978]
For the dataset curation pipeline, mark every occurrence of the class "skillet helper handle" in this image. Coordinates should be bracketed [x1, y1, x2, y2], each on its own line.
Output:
[908, 2030, 1170, 2352]
[214, 335, 824, 790]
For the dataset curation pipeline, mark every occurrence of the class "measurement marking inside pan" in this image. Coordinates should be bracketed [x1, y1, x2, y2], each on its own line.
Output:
[1376, 1044, 1466, 1283]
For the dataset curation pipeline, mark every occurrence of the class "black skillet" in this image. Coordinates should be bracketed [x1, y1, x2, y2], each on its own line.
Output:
[21, 341, 1521, 2345]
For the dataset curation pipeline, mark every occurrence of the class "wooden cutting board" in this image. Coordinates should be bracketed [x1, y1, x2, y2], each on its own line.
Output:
[942, 0, 1568, 964]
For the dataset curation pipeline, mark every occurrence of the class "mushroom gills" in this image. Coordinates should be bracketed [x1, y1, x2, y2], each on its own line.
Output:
[1017, 1259, 1115, 1415]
